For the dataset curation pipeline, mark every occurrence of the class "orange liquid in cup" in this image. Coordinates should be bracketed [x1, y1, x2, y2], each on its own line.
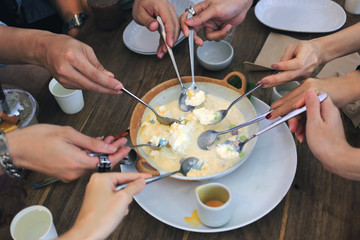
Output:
[204, 200, 224, 207]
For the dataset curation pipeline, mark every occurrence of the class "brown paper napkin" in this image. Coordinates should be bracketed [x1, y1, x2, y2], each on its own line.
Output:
[247, 32, 360, 127]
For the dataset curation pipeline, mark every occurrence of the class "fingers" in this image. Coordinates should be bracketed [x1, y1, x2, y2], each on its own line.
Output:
[67, 129, 118, 154]
[305, 91, 322, 125]
[185, 1, 212, 28]
[204, 24, 233, 41]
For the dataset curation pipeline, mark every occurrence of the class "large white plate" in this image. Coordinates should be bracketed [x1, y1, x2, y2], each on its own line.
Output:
[121, 97, 297, 232]
[255, 0, 346, 33]
[123, 0, 197, 55]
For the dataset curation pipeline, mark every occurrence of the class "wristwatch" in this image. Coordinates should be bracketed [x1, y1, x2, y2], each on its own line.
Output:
[0, 131, 23, 179]
[64, 13, 88, 33]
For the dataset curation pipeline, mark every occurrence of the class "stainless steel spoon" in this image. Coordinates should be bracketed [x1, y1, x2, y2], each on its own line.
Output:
[32, 149, 139, 189]
[156, 16, 194, 112]
[208, 84, 263, 125]
[115, 157, 199, 191]
[121, 88, 178, 125]
[131, 139, 169, 149]
[197, 110, 271, 150]
[182, 7, 203, 109]
[224, 93, 328, 153]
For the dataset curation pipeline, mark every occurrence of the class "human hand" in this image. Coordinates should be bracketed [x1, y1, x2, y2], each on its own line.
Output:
[132, 0, 180, 59]
[58, 172, 151, 239]
[38, 33, 123, 94]
[180, 0, 252, 45]
[6, 124, 131, 181]
[258, 40, 323, 88]
[299, 91, 360, 180]
[268, 72, 360, 120]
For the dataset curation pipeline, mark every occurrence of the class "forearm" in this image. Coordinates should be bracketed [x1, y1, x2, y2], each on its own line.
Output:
[335, 71, 360, 107]
[312, 22, 360, 64]
[0, 26, 54, 66]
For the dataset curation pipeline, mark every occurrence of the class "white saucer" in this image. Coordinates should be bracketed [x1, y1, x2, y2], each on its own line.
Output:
[121, 97, 297, 232]
[255, 0, 346, 33]
[123, 0, 197, 55]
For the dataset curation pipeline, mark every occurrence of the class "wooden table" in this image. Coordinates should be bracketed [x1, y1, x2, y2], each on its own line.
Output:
[1, 0, 360, 239]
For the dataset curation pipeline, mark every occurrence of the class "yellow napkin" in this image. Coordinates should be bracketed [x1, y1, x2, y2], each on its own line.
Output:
[247, 32, 360, 127]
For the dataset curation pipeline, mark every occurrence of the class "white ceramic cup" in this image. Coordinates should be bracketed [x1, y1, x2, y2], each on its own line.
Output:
[10, 205, 58, 240]
[49, 78, 84, 114]
[195, 182, 233, 227]
[271, 81, 300, 103]
[345, 0, 360, 14]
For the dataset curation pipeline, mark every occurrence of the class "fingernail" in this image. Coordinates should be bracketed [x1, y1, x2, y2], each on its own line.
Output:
[169, 39, 174, 47]
[266, 113, 272, 119]
[225, 25, 232, 33]
[271, 64, 278, 69]
[158, 51, 164, 59]
[149, 21, 157, 30]
[259, 79, 268, 85]
[114, 85, 121, 90]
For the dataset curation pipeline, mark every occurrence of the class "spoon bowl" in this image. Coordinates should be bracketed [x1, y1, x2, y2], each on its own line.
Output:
[220, 93, 328, 154]
[157, 16, 196, 112]
[115, 157, 199, 190]
[198, 111, 270, 150]
[121, 88, 178, 125]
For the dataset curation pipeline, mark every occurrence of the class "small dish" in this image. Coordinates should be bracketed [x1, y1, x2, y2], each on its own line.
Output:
[196, 40, 234, 71]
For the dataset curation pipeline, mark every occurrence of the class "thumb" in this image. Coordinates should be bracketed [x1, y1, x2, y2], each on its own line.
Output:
[305, 91, 322, 126]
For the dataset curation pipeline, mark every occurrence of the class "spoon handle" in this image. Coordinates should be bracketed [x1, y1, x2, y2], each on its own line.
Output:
[157, 16, 185, 89]
[121, 88, 158, 117]
[251, 93, 328, 139]
[187, 10, 196, 86]
[222, 109, 271, 134]
[115, 170, 179, 191]
[226, 84, 262, 111]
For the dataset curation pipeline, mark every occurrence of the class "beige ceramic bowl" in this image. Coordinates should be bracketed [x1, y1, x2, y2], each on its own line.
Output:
[129, 72, 259, 181]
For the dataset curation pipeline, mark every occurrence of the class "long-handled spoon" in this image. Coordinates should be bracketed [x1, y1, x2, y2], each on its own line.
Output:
[228, 93, 328, 153]
[197, 110, 271, 150]
[115, 157, 199, 191]
[207, 84, 263, 125]
[157, 16, 194, 112]
[121, 88, 178, 125]
[183, 7, 204, 109]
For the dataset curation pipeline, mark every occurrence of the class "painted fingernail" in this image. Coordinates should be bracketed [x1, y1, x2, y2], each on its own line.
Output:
[266, 113, 272, 119]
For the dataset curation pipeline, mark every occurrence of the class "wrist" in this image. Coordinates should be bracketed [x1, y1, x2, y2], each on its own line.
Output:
[0, 131, 24, 178]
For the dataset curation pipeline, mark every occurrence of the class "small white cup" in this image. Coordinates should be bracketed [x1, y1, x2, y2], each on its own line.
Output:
[49, 78, 84, 114]
[195, 183, 233, 227]
[271, 81, 300, 103]
[345, 0, 360, 14]
[10, 205, 58, 240]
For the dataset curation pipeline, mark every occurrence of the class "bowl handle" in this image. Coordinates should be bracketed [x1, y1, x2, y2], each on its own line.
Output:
[220, 71, 247, 95]
[136, 158, 160, 176]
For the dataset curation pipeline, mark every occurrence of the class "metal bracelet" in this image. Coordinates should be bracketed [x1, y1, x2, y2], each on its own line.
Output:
[0, 131, 23, 179]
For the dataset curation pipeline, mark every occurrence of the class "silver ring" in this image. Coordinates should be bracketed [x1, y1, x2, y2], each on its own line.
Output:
[186, 6, 196, 16]
[96, 154, 111, 173]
